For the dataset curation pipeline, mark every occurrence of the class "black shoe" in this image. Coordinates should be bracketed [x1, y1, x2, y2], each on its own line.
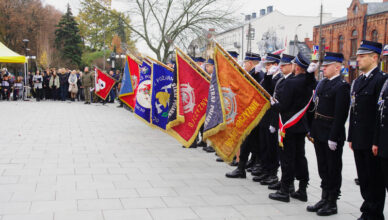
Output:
[317, 203, 337, 216]
[216, 157, 224, 162]
[307, 191, 328, 212]
[84, 102, 88, 104]
[117, 105, 123, 108]
[197, 141, 207, 148]
[203, 146, 215, 153]
[225, 168, 246, 178]
[316, 194, 337, 216]
[251, 167, 263, 176]
[229, 160, 238, 167]
[260, 175, 278, 185]
[290, 189, 308, 202]
[289, 182, 295, 194]
[252, 173, 268, 182]
[246, 167, 253, 172]
[269, 190, 290, 202]
[268, 181, 281, 190]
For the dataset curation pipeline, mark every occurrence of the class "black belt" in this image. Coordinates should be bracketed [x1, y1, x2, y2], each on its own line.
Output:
[314, 112, 334, 121]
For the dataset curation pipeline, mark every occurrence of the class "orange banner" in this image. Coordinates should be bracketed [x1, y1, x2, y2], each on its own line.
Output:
[204, 45, 270, 162]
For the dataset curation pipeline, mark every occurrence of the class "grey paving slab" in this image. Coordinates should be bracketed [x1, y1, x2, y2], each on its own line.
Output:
[0, 101, 385, 219]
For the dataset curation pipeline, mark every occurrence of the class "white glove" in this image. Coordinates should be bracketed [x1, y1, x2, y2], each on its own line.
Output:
[255, 61, 265, 73]
[307, 62, 318, 73]
[268, 65, 279, 75]
[270, 97, 278, 105]
[328, 140, 337, 151]
[269, 126, 276, 133]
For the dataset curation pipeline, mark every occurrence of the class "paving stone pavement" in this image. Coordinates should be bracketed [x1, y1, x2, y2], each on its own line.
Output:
[0, 101, 386, 220]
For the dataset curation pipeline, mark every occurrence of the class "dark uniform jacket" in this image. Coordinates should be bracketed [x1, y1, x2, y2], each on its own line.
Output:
[270, 73, 294, 128]
[249, 69, 265, 84]
[373, 78, 388, 158]
[273, 70, 316, 134]
[348, 67, 388, 150]
[310, 76, 350, 143]
[260, 72, 283, 127]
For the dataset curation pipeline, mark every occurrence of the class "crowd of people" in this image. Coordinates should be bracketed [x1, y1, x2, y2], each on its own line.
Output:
[0, 67, 122, 103]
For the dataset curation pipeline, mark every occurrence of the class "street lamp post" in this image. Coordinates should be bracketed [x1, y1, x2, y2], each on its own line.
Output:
[22, 39, 29, 100]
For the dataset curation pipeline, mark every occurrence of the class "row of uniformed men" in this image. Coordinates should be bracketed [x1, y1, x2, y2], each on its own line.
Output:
[185, 40, 388, 219]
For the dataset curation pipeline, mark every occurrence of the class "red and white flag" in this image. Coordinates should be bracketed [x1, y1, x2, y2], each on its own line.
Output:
[94, 67, 116, 100]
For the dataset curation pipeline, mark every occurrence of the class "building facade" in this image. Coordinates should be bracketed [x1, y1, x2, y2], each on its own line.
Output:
[313, 0, 388, 81]
[215, 7, 336, 61]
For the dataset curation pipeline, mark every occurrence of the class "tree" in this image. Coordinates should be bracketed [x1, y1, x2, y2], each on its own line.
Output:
[55, 4, 83, 68]
[88, 0, 235, 62]
[77, 0, 136, 52]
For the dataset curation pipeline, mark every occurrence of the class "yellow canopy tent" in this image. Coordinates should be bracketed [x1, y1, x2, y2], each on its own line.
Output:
[0, 41, 26, 63]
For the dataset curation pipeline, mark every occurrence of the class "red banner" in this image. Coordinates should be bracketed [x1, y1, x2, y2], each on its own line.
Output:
[94, 67, 116, 100]
[168, 50, 210, 147]
[121, 56, 140, 109]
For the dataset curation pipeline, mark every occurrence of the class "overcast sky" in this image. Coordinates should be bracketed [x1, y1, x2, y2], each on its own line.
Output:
[42, 0, 382, 56]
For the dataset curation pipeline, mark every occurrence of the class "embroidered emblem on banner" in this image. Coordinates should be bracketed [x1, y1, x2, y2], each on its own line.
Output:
[181, 83, 195, 113]
[222, 87, 237, 124]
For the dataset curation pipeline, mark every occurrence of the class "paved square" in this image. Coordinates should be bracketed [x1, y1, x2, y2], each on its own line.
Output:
[0, 101, 386, 220]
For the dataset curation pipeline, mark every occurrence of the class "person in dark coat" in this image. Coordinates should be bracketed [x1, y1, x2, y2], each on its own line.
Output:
[253, 53, 282, 185]
[269, 52, 317, 203]
[308, 52, 350, 216]
[348, 40, 387, 220]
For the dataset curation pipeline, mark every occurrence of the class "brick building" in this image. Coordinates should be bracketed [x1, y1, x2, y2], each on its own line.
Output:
[313, 0, 388, 81]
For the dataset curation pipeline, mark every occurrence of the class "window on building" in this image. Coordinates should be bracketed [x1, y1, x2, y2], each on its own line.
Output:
[353, 5, 358, 14]
[351, 30, 358, 57]
[372, 30, 378, 42]
[338, 35, 344, 52]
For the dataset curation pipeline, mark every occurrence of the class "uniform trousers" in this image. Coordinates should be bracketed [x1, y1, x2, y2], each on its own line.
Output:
[84, 86, 91, 103]
[279, 132, 309, 187]
[313, 140, 343, 195]
[353, 149, 386, 220]
[259, 126, 279, 174]
[238, 125, 260, 166]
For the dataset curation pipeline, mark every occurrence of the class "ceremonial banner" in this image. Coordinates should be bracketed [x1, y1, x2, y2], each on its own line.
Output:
[203, 43, 271, 162]
[119, 55, 140, 109]
[150, 58, 174, 130]
[168, 49, 211, 147]
[166, 65, 184, 129]
[119, 55, 134, 105]
[94, 67, 116, 100]
[134, 61, 152, 123]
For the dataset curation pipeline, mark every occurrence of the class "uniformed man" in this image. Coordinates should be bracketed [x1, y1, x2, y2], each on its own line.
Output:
[227, 51, 239, 61]
[374, 48, 388, 195]
[267, 54, 295, 192]
[348, 40, 387, 220]
[81, 66, 93, 104]
[373, 77, 388, 192]
[269, 52, 317, 202]
[253, 53, 282, 185]
[244, 52, 264, 83]
[307, 52, 350, 216]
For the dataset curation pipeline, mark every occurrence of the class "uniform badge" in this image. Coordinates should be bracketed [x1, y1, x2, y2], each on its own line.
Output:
[181, 83, 195, 113]
[222, 87, 237, 124]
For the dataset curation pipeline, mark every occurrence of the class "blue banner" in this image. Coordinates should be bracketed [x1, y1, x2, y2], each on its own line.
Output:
[134, 61, 152, 123]
[119, 56, 134, 98]
[151, 62, 174, 129]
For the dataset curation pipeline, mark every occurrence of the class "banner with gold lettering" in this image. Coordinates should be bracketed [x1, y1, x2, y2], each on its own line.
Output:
[203, 43, 271, 162]
[167, 48, 211, 147]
